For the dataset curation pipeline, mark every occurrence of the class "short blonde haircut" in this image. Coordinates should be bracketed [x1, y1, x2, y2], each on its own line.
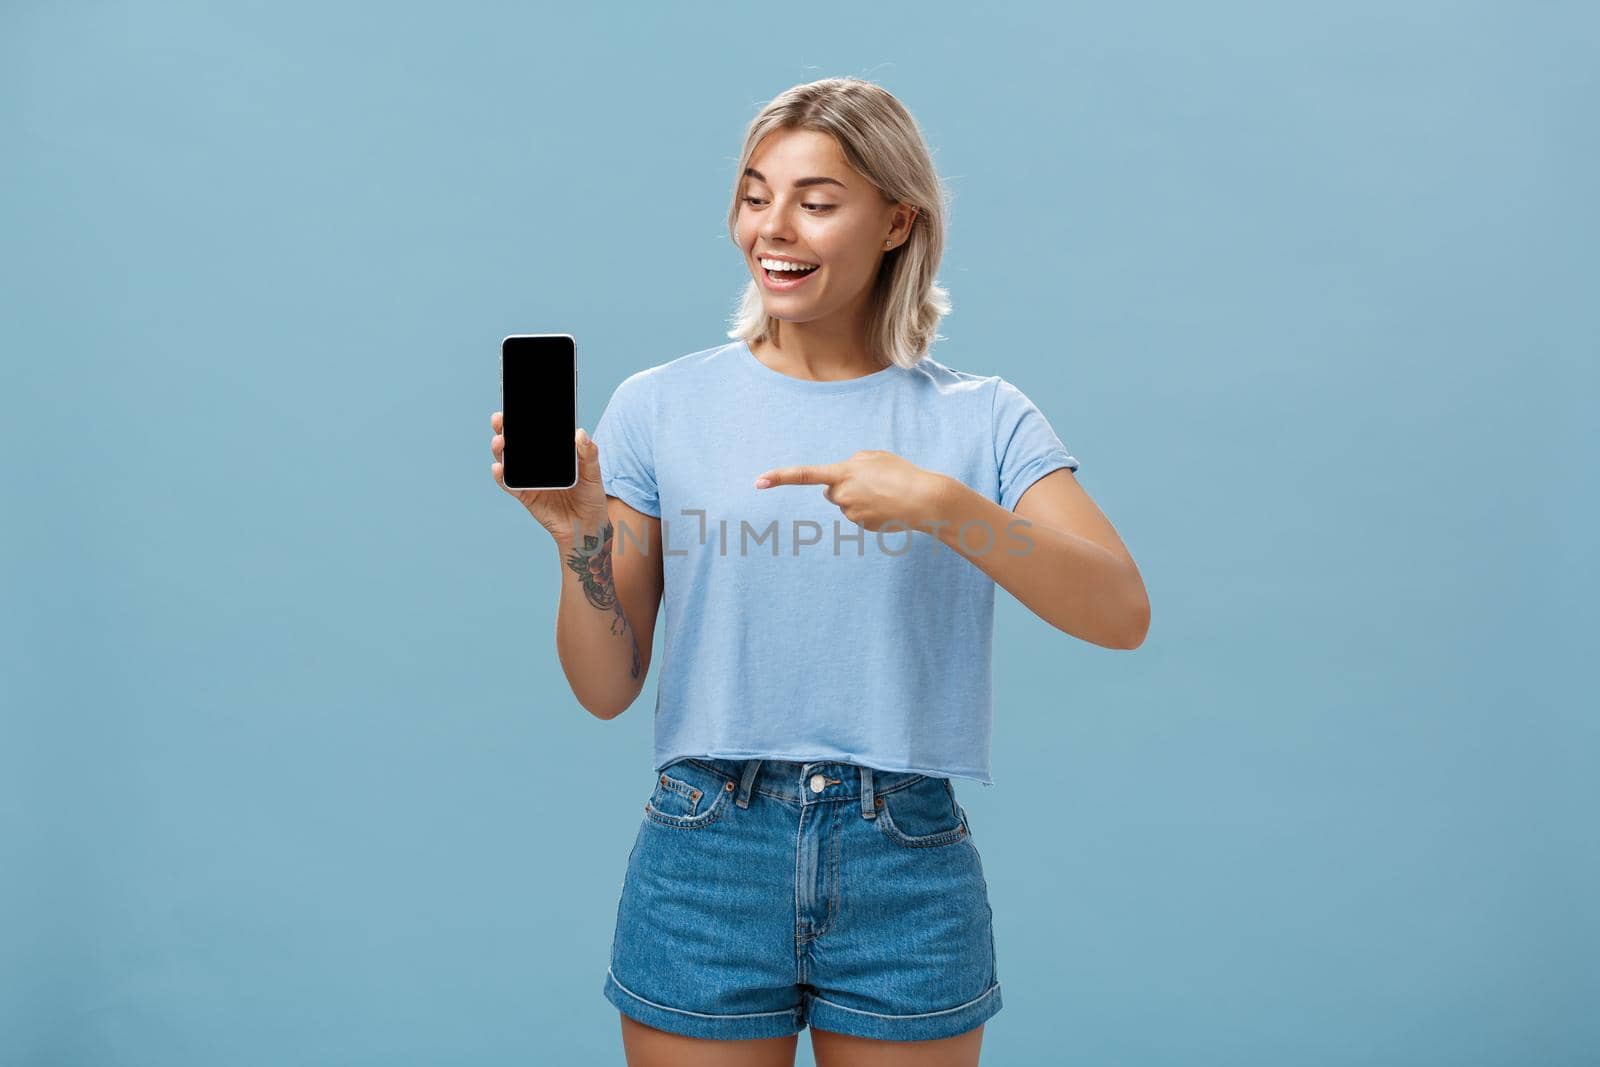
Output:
[724, 77, 953, 370]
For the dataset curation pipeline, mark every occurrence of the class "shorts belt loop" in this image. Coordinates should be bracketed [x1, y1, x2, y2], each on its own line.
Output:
[860, 765, 877, 819]
[736, 759, 762, 809]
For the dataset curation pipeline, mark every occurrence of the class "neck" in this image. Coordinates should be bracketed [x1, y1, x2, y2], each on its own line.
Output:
[756, 313, 881, 382]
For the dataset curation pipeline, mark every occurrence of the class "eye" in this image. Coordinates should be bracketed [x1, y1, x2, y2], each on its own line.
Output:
[741, 195, 834, 213]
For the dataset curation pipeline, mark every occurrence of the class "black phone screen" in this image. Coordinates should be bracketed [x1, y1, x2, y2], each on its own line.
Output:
[500, 334, 577, 491]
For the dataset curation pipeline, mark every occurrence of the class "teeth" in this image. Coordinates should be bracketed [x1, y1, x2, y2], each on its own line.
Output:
[760, 258, 818, 272]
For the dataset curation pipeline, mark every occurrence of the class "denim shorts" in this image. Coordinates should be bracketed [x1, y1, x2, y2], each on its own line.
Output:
[601, 757, 1002, 1042]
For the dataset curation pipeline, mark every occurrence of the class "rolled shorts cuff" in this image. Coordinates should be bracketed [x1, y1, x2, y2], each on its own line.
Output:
[805, 979, 1003, 1043]
[603, 967, 804, 1040]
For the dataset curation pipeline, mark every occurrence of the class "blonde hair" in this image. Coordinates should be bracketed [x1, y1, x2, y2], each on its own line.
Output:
[724, 77, 953, 370]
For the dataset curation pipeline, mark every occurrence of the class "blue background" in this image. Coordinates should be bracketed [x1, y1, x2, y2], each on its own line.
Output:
[4, 2, 1594, 1064]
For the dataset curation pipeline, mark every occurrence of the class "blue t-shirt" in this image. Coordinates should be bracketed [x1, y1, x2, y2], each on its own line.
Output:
[591, 339, 1079, 786]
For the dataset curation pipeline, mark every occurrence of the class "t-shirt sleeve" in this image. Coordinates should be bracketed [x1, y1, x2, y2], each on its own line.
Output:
[991, 376, 1080, 513]
[591, 370, 660, 518]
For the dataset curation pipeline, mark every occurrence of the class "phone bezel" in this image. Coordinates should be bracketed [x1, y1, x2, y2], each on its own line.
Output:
[499, 333, 578, 492]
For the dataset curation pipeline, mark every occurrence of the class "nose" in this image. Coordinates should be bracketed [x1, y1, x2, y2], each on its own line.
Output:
[759, 200, 798, 245]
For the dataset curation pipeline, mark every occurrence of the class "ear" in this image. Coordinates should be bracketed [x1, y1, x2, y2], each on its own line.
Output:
[887, 204, 919, 249]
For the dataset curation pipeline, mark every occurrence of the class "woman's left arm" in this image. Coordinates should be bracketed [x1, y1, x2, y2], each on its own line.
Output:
[928, 468, 1149, 649]
[754, 452, 1149, 649]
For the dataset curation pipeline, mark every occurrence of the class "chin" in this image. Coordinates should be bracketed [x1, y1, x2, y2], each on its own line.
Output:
[762, 302, 823, 319]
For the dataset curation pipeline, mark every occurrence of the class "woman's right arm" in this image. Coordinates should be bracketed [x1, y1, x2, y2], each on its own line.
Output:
[551, 497, 663, 719]
[492, 416, 664, 720]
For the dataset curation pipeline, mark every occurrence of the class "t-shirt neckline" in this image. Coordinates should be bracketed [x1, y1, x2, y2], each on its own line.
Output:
[735, 340, 903, 393]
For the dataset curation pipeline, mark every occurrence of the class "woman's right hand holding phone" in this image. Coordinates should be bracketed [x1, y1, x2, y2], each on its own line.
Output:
[490, 412, 609, 546]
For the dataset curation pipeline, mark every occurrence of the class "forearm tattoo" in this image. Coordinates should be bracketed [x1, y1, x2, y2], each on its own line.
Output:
[564, 521, 641, 679]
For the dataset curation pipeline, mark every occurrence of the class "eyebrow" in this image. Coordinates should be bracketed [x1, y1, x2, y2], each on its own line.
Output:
[744, 167, 847, 191]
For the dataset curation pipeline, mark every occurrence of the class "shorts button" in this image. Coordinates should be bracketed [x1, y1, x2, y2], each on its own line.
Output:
[875, 796, 883, 808]
[810, 773, 826, 793]
[724, 781, 734, 791]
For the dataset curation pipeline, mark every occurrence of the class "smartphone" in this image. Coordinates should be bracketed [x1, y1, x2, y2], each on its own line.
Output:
[499, 333, 577, 491]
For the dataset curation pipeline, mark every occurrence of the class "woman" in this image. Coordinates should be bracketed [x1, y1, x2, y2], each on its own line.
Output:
[491, 77, 1149, 1067]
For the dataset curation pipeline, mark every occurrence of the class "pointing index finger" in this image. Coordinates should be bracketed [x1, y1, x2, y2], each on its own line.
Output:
[755, 461, 845, 489]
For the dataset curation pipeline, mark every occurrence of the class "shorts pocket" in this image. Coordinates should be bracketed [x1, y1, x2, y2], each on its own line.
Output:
[643, 759, 735, 829]
[873, 776, 970, 848]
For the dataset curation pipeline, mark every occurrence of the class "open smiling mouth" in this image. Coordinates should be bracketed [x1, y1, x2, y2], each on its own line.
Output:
[759, 259, 820, 291]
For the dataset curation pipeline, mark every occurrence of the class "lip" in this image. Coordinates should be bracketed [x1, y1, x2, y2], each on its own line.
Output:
[757, 258, 821, 293]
